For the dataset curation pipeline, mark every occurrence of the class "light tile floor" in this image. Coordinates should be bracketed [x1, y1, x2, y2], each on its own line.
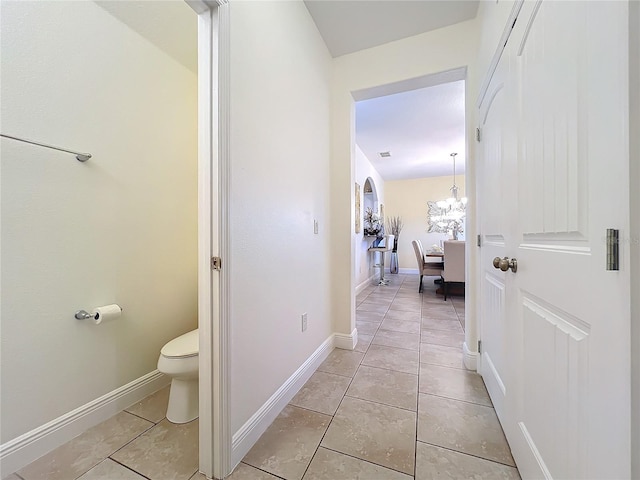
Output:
[8, 386, 199, 480]
[7, 274, 520, 480]
[229, 274, 520, 480]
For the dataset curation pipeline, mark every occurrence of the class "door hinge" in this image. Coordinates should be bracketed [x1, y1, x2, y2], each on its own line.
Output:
[211, 256, 222, 271]
[477, 234, 482, 247]
[606, 229, 620, 271]
[476, 127, 481, 142]
[478, 340, 482, 354]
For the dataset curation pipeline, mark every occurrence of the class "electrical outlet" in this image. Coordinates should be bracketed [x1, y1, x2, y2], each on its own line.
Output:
[314, 220, 319, 234]
[301, 313, 308, 332]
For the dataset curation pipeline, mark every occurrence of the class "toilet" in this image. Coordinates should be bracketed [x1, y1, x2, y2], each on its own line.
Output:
[157, 328, 199, 424]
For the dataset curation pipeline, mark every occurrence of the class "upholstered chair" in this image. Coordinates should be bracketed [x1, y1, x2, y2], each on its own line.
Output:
[442, 240, 465, 300]
[411, 240, 444, 292]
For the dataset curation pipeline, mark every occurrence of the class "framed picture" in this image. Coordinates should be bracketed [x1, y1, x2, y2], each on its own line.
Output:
[355, 182, 361, 233]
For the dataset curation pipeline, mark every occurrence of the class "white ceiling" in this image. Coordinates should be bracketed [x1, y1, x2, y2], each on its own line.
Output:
[95, 0, 197, 73]
[356, 80, 466, 181]
[304, 0, 479, 57]
[305, 0, 476, 181]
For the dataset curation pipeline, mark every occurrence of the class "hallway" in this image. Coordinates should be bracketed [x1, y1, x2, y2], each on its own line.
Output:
[230, 274, 520, 479]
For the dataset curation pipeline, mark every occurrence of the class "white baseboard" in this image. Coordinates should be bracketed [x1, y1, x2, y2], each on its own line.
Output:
[231, 334, 334, 468]
[463, 341, 478, 371]
[334, 328, 358, 350]
[399, 268, 418, 274]
[0, 370, 170, 477]
[356, 276, 375, 295]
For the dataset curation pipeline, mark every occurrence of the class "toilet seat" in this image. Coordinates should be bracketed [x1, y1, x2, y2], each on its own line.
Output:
[161, 329, 198, 358]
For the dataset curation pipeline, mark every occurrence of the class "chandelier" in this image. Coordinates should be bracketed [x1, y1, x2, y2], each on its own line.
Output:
[427, 153, 467, 239]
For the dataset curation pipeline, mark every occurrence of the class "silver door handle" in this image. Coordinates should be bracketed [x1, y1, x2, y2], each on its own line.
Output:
[493, 256, 518, 273]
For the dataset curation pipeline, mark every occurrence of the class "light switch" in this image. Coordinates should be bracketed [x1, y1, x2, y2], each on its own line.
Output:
[314, 220, 319, 234]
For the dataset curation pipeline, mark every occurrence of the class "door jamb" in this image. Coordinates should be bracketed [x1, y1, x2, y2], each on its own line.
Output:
[186, 1, 231, 478]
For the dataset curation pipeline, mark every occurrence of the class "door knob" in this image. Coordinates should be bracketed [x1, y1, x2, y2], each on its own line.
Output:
[493, 256, 518, 273]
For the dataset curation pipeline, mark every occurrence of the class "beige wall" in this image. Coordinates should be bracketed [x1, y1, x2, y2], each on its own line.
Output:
[0, 1, 197, 444]
[384, 176, 466, 271]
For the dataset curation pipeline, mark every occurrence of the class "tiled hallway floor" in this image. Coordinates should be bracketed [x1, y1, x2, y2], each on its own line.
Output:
[231, 274, 519, 480]
[7, 274, 520, 480]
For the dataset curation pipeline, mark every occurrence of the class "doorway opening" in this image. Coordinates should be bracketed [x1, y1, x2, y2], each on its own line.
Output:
[353, 69, 469, 308]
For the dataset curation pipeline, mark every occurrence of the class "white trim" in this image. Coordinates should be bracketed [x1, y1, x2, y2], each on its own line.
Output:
[213, 2, 232, 479]
[0, 371, 169, 478]
[193, 0, 230, 477]
[334, 328, 358, 350]
[630, 2, 640, 476]
[230, 335, 334, 469]
[353, 67, 466, 102]
[476, 0, 524, 108]
[196, 5, 215, 478]
[463, 341, 478, 371]
[355, 275, 375, 294]
[185, 0, 211, 14]
[399, 267, 418, 275]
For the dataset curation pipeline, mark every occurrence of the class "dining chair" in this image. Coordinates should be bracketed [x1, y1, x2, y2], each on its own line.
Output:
[412, 240, 443, 293]
[442, 240, 465, 300]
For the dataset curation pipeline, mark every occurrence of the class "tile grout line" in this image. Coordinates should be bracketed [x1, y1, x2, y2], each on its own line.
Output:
[299, 340, 365, 480]
[342, 393, 418, 415]
[240, 462, 287, 480]
[122, 409, 163, 425]
[416, 390, 494, 409]
[105, 418, 158, 473]
[65, 414, 157, 480]
[320, 444, 415, 478]
[105, 457, 154, 480]
[305, 279, 409, 480]
[415, 439, 518, 469]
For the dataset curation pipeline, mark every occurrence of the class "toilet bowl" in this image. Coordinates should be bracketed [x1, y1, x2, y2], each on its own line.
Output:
[157, 328, 199, 424]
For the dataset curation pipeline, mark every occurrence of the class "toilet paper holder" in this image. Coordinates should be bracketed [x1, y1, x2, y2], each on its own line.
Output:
[75, 305, 123, 321]
[75, 310, 98, 320]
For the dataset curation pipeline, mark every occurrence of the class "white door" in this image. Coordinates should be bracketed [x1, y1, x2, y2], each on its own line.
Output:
[477, 47, 518, 426]
[478, 1, 631, 479]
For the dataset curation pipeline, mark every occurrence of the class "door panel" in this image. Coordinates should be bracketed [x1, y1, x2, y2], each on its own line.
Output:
[478, 1, 631, 479]
[517, 0, 587, 243]
[518, 295, 589, 480]
[481, 273, 507, 416]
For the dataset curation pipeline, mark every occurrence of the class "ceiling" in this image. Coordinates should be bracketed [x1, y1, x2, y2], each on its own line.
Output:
[95, 0, 197, 73]
[356, 80, 466, 181]
[305, 0, 476, 181]
[304, 0, 479, 57]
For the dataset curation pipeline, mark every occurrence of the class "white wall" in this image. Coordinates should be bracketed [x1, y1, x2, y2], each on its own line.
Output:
[354, 145, 384, 289]
[228, 0, 333, 435]
[384, 176, 466, 271]
[0, 1, 197, 444]
[330, 19, 480, 339]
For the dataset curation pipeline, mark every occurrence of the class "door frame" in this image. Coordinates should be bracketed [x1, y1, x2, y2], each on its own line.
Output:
[185, 1, 231, 478]
[630, 1, 640, 477]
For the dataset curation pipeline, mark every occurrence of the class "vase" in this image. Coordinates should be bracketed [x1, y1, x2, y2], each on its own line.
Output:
[390, 251, 398, 274]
